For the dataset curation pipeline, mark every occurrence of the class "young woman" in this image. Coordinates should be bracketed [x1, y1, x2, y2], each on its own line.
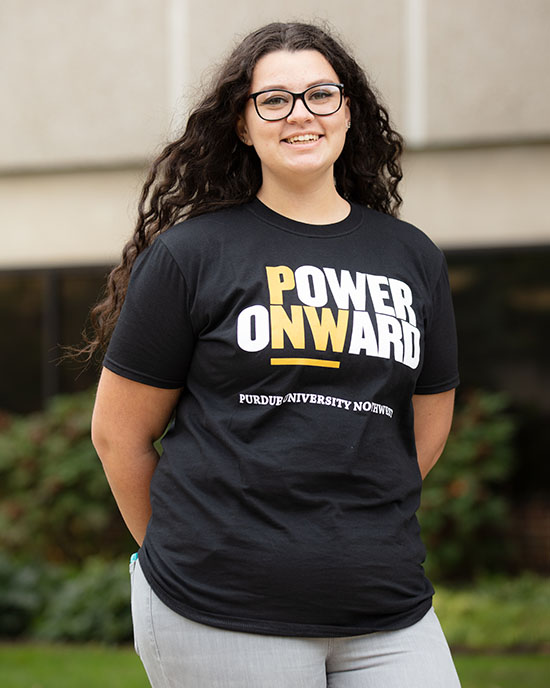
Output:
[90, 22, 461, 687]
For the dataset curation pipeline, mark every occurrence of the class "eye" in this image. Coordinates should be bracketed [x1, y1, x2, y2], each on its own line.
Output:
[258, 92, 292, 108]
[308, 87, 338, 101]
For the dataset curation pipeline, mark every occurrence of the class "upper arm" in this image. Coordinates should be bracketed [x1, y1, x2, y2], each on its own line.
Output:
[92, 367, 182, 453]
[414, 257, 459, 396]
[103, 239, 195, 390]
[412, 389, 456, 479]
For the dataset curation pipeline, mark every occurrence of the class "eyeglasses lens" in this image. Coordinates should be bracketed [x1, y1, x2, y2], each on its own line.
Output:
[256, 85, 342, 121]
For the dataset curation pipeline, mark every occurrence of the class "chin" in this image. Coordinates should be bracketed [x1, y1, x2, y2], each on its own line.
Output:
[285, 159, 335, 177]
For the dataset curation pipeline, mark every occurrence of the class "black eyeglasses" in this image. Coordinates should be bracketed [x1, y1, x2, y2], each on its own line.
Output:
[248, 83, 344, 121]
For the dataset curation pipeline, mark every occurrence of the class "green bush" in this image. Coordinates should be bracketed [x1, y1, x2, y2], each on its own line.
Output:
[35, 558, 133, 644]
[435, 573, 550, 651]
[0, 554, 54, 637]
[419, 390, 516, 581]
[0, 555, 133, 643]
[0, 390, 134, 564]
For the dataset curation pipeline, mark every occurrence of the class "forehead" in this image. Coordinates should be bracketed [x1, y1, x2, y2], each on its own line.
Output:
[251, 50, 339, 91]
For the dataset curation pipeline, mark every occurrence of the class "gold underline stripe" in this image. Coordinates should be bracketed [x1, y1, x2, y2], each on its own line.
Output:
[270, 357, 340, 369]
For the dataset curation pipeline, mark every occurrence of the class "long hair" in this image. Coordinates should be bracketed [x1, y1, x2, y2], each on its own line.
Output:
[80, 21, 403, 362]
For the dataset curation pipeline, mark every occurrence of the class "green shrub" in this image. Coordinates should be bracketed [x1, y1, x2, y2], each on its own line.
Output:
[419, 390, 516, 581]
[0, 554, 49, 637]
[0, 555, 133, 643]
[435, 573, 550, 651]
[0, 390, 134, 564]
[35, 558, 133, 644]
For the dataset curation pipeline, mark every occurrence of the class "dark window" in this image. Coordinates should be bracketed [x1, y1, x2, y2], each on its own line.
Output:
[0, 266, 110, 413]
[447, 245, 550, 499]
[447, 246, 550, 410]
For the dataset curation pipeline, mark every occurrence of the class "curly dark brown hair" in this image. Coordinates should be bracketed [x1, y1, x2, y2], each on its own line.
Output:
[79, 21, 403, 362]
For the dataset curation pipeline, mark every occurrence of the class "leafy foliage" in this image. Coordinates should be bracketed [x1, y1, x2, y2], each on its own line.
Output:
[0, 554, 55, 637]
[419, 390, 516, 580]
[34, 558, 133, 644]
[0, 554, 133, 643]
[0, 389, 133, 563]
[436, 574, 550, 651]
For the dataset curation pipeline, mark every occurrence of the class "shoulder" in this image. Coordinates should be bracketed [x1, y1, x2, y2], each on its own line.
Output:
[359, 206, 445, 268]
[158, 204, 251, 254]
[363, 207, 441, 252]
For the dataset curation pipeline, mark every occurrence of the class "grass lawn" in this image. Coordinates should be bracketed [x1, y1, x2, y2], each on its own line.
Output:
[455, 653, 550, 687]
[434, 575, 550, 653]
[1, 644, 548, 687]
[0, 644, 149, 688]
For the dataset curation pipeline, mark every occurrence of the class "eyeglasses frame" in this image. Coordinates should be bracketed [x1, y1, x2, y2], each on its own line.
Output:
[248, 83, 345, 121]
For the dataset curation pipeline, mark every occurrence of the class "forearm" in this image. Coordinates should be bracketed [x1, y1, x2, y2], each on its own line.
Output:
[413, 390, 455, 480]
[91, 369, 182, 546]
[416, 439, 446, 480]
[98, 445, 159, 546]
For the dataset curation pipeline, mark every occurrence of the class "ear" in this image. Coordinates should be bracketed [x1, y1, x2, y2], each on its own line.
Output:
[236, 114, 252, 146]
[344, 96, 351, 127]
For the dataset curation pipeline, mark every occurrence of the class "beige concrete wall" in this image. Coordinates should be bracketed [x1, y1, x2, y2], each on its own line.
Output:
[0, 168, 144, 268]
[0, 0, 406, 169]
[0, 0, 170, 171]
[425, 0, 550, 144]
[401, 143, 550, 249]
[1, 0, 549, 268]
[3, 0, 548, 170]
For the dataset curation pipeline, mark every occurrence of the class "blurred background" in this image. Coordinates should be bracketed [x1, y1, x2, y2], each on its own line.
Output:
[0, 0, 549, 683]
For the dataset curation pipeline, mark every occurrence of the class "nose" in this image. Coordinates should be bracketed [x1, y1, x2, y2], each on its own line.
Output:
[286, 95, 314, 122]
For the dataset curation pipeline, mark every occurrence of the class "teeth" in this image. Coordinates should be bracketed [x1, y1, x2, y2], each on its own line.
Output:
[285, 134, 320, 144]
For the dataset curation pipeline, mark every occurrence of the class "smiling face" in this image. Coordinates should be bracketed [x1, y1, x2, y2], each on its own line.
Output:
[237, 49, 350, 193]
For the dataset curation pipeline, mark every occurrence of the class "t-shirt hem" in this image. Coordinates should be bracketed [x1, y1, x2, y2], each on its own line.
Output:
[414, 375, 460, 395]
[103, 358, 184, 389]
[139, 555, 433, 638]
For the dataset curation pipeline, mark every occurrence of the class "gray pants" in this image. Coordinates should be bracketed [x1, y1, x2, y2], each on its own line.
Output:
[130, 558, 460, 687]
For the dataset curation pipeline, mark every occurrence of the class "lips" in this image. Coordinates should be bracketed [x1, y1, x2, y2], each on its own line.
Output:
[283, 133, 322, 144]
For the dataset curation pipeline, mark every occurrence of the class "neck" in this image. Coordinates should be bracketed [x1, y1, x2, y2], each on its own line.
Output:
[257, 174, 350, 225]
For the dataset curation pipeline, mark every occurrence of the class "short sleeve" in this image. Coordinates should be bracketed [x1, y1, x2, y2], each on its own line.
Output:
[414, 255, 460, 394]
[103, 238, 194, 388]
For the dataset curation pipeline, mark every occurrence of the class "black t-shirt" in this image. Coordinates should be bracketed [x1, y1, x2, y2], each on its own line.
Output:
[104, 198, 459, 637]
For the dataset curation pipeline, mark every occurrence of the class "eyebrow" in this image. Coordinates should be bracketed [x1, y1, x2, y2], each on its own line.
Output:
[253, 79, 338, 92]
